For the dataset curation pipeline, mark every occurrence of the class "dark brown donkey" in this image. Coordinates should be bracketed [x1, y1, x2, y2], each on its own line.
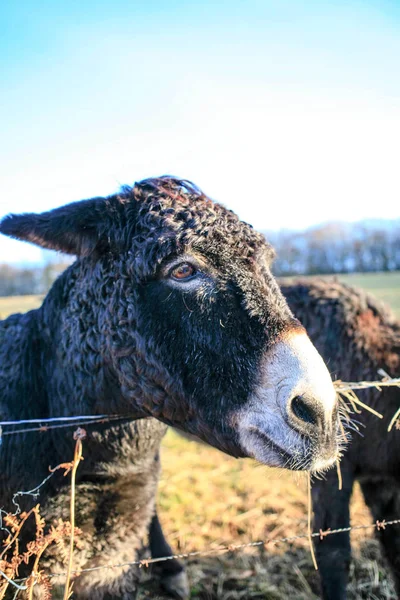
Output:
[0, 179, 339, 599]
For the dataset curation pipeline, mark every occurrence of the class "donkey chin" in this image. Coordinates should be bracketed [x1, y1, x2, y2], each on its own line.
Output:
[238, 329, 340, 473]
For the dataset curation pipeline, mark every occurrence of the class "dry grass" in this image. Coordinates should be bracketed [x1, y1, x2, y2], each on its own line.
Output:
[0, 294, 44, 320]
[135, 430, 396, 599]
[1, 272, 400, 598]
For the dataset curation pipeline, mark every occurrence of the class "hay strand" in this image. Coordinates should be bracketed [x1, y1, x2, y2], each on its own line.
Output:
[336, 460, 343, 491]
[307, 474, 318, 571]
[388, 407, 400, 432]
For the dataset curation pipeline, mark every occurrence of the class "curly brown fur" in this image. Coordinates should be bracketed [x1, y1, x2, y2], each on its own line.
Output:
[0, 178, 337, 599]
[280, 279, 400, 600]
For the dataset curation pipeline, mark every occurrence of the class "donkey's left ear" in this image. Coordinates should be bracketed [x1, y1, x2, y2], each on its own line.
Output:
[0, 197, 114, 257]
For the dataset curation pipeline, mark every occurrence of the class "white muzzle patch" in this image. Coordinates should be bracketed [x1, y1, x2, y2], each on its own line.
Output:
[238, 331, 338, 471]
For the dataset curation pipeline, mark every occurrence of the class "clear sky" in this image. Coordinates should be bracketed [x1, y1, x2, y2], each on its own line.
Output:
[1, 0, 400, 263]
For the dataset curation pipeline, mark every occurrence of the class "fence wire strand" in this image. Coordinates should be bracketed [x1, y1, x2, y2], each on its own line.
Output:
[0, 375, 399, 592]
[62, 519, 400, 576]
[5, 517, 397, 585]
[0, 376, 399, 443]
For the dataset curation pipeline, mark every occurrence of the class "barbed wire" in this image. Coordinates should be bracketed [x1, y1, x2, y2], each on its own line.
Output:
[0, 415, 133, 439]
[0, 415, 113, 427]
[52, 518, 400, 577]
[0, 375, 399, 594]
[4, 517, 400, 591]
[0, 415, 134, 443]
[0, 376, 399, 443]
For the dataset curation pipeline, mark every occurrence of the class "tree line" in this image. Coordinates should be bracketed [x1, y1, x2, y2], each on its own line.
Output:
[267, 220, 400, 276]
[0, 261, 71, 297]
[0, 220, 399, 296]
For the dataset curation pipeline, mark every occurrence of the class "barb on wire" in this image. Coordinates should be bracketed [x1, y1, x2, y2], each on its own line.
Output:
[43, 517, 400, 579]
[6, 516, 400, 588]
[0, 374, 398, 592]
[0, 412, 399, 592]
[0, 415, 134, 442]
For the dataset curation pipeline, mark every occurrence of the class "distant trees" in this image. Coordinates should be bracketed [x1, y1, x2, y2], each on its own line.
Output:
[0, 264, 39, 296]
[0, 260, 72, 297]
[1, 220, 400, 296]
[267, 220, 400, 277]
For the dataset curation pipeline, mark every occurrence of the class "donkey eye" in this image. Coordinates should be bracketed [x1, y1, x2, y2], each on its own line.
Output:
[170, 263, 197, 281]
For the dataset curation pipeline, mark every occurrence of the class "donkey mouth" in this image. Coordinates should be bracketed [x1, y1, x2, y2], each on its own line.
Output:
[239, 415, 339, 471]
[239, 424, 316, 470]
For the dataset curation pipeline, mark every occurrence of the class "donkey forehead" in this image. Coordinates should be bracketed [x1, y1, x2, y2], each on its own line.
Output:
[130, 196, 271, 263]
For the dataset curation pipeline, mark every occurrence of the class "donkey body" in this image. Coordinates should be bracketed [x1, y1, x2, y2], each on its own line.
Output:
[281, 279, 400, 600]
[0, 178, 338, 599]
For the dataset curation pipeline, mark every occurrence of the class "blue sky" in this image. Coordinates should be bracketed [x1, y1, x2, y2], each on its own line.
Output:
[1, 0, 400, 263]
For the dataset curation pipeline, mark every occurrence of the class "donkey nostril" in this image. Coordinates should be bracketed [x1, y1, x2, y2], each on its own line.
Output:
[290, 395, 318, 426]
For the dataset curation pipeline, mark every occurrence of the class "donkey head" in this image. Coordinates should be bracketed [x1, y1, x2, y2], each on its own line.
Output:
[0, 177, 339, 472]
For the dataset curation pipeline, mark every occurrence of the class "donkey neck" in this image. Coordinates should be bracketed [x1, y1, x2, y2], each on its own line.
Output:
[36, 261, 146, 419]
[0, 309, 48, 421]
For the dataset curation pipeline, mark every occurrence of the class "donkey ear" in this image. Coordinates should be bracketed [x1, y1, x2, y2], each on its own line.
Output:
[0, 198, 112, 257]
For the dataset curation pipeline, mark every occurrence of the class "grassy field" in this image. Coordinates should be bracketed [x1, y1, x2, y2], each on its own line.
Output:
[1, 272, 399, 599]
[318, 271, 400, 318]
[0, 294, 44, 320]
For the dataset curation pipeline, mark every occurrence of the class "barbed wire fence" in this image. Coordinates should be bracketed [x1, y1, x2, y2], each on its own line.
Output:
[0, 375, 399, 597]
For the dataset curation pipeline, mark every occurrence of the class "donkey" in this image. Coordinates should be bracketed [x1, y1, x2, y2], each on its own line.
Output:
[281, 279, 400, 600]
[0, 178, 339, 598]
